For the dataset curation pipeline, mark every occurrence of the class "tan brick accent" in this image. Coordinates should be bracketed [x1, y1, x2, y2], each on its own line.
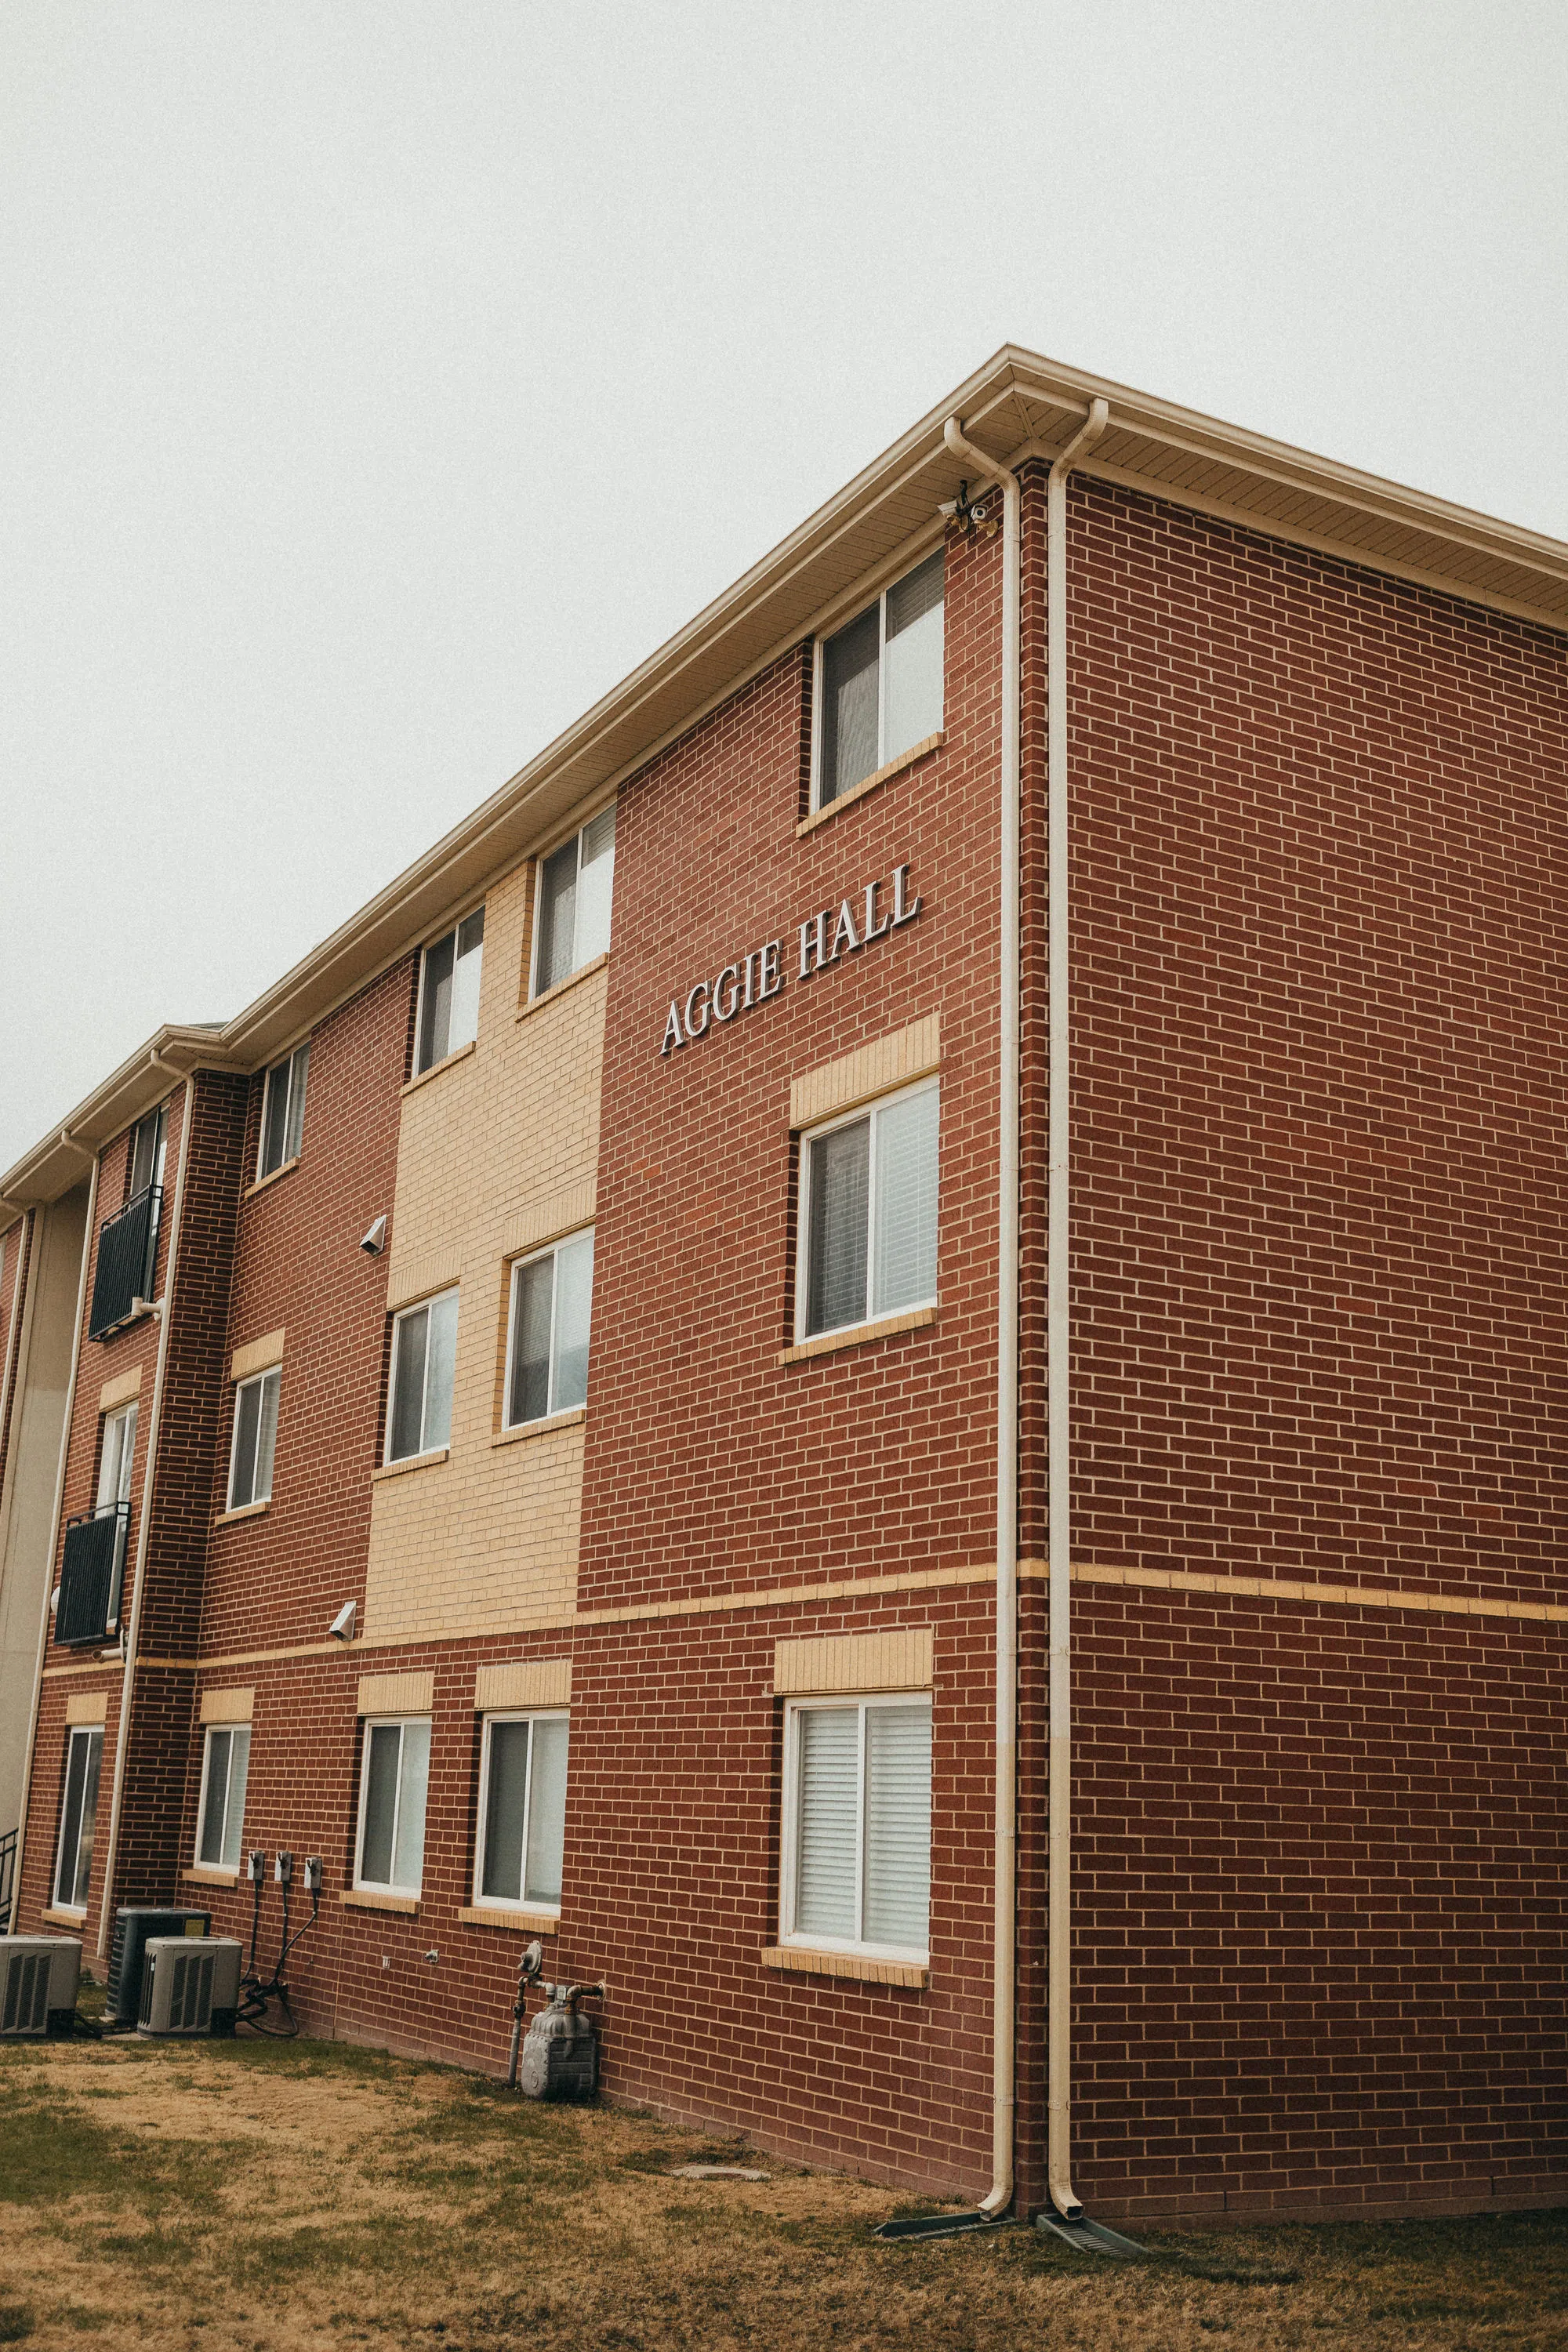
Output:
[98, 1365, 142, 1413]
[65, 1690, 108, 1726]
[385, 1245, 463, 1314]
[474, 1657, 572, 1711]
[789, 1014, 940, 1131]
[773, 1629, 933, 1695]
[458, 1904, 561, 1932]
[356, 1670, 434, 1716]
[200, 1686, 254, 1725]
[761, 1947, 927, 1988]
[230, 1327, 285, 1384]
[365, 858, 603, 1645]
[503, 1179, 597, 1263]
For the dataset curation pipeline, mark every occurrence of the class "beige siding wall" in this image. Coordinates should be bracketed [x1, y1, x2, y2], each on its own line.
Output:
[365, 856, 604, 1642]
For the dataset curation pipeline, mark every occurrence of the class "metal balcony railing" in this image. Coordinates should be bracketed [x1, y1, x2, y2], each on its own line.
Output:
[88, 1184, 161, 1340]
[0, 1828, 16, 1934]
[56, 1502, 130, 1647]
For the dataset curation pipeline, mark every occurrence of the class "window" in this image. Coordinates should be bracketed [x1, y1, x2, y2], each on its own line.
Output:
[797, 1080, 938, 1341]
[128, 1105, 168, 1201]
[354, 1717, 430, 1894]
[815, 550, 944, 808]
[387, 1290, 458, 1461]
[196, 1725, 251, 1870]
[227, 1368, 279, 1508]
[532, 807, 615, 996]
[504, 1231, 593, 1427]
[416, 909, 485, 1075]
[782, 1696, 931, 1958]
[474, 1712, 568, 1912]
[96, 1400, 137, 1623]
[53, 1727, 103, 1912]
[258, 1042, 310, 1178]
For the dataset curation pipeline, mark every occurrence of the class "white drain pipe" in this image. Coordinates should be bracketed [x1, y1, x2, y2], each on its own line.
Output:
[942, 413, 1021, 2220]
[1045, 395, 1109, 2220]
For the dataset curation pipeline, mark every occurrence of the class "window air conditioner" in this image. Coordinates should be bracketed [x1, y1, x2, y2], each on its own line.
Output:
[137, 1936, 242, 2037]
[0, 1936, 82, 2037]
[106, 1907, 210, 2025]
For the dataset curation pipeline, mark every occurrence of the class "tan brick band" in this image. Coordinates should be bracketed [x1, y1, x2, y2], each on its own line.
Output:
[230, 1328, 285, 1384]
[775, 1630, 933, 1696]
[357, 1670, 434, 1716]
[761, 1946, 927, 1990]
[65, 1690, 107, 1726]
[503, 1181, 597, 1264]
[474, 1658, 571, 1711]
[385, 1247, 463, 1314]
[789, 1013, 940, 1131]
[98, 1366, 142, 1413]
[200, 1686, 254, 1725]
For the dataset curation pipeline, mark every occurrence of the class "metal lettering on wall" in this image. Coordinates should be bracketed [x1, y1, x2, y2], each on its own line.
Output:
[659, 864, 923, 1058]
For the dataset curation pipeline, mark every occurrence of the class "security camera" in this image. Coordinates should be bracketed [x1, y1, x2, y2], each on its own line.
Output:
[329, 1599, 358, 1642]
[360, 1216, 387, 1256]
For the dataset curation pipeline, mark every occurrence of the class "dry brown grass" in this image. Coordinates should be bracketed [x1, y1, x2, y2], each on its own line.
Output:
[2, 2034, 1566, 2350]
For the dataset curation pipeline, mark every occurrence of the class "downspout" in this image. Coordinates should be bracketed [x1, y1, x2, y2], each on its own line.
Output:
[1044, 397, 1109, 2221]
[94, 1075, 194, 1958]
[11, 1159, 100, 1907]
[942, 413, 1021, 2220]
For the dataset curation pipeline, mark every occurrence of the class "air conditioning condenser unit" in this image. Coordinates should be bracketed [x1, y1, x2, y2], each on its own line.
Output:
[0, 1936, 82, 2037]
[137, 1936, 242, 2037]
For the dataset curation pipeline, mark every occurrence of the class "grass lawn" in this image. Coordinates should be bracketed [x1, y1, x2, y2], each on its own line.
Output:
[2, 2033, 1566, 2350]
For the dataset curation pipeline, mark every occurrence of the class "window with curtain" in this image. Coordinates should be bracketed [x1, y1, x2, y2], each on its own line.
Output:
[416, 909, 485, 1075]
[227, 1367, 280, 1508]
[386, 1290, 459, 1462]
[196, 1724, 252, 1869]
[354, 1717, 430, 1893]
[817, 550, 944, 808]
[504, 1230, 593, 1427]
[798, 1080, 938, 1340]
[53, 1727, 103, 1911]
[258, 1041, 310, 1178]
[532, 807, 615, 996]
[474, 1712, 569, 1911]
[782, 1696, 931, 1958]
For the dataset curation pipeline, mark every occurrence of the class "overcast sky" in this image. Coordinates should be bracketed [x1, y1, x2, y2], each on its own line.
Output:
[2, 1, 1564, 1174]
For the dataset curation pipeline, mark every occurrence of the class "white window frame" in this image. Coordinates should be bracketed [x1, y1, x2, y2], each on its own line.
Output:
[472, 1708, 569, 1916]
[353, 1715, 430, 1896]
[96, 1399, 137, 1627]
[529, 805, 616, 999]
[793, 1076, 939, 1344]
[227, 1366, 280, 1509]
[502, 1229, 594, 1429]
[194, 1722, 252, 1871]
[413, 905, 486, 1076]
[53, 1725, 103, 1915]
[779, 1693, 931, 1963]
[810, 546, 945, 813]
[384, 1287, 459, 1464]
[257, 1040, 310, 1180]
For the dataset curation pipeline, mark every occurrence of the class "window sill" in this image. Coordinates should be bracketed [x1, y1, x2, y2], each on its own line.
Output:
[761, 1946, 927, 1989]
[42, 1907, 88, 1929]
[516, 950, 609, 1025]
[491, 1405, 586, 1448]
[401, 1038, 477, 1099]
[184, 1866, 240, 1887]
[777, 1305, 937, 1367]
[216, 1499, 269, 1527]
[797, 731, 944, 838]
[457, 1905, 561, 1933]
[245, 1157, 299, 1200]
[372, 1446, 449, 1483]
[341, 1889, 420, 1915]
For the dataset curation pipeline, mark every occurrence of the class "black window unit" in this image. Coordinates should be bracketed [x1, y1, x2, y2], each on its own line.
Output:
[87, 1185, 161, 1341]
[55, 1502, 129, 1647]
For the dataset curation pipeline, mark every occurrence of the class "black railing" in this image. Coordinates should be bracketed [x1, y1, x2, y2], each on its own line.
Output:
[0, 1829, 16, 1934]
[89, 1185, 161, 1340]
[56, 1502, 129, 1647]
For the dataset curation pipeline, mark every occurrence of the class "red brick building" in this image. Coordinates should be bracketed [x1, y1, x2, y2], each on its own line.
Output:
[3, 349, 1566, 2226]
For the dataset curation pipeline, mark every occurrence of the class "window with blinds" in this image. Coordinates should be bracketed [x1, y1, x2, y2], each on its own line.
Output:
[258, 1040, 310, 1178]
[474, 1711, 569, 1911]
[196, 1725, 251, 1870]
[782, 1695, 931, 1958]
[416, 908, 485, 1074]
[386, 1289, 459, 1462]
[798, 1080, 938, 1340]
[532, 806, 615, 996]
[815, 550, 944, 809]
[354, 1716, 430, 1894]
[504, 1229, 594, 1428]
